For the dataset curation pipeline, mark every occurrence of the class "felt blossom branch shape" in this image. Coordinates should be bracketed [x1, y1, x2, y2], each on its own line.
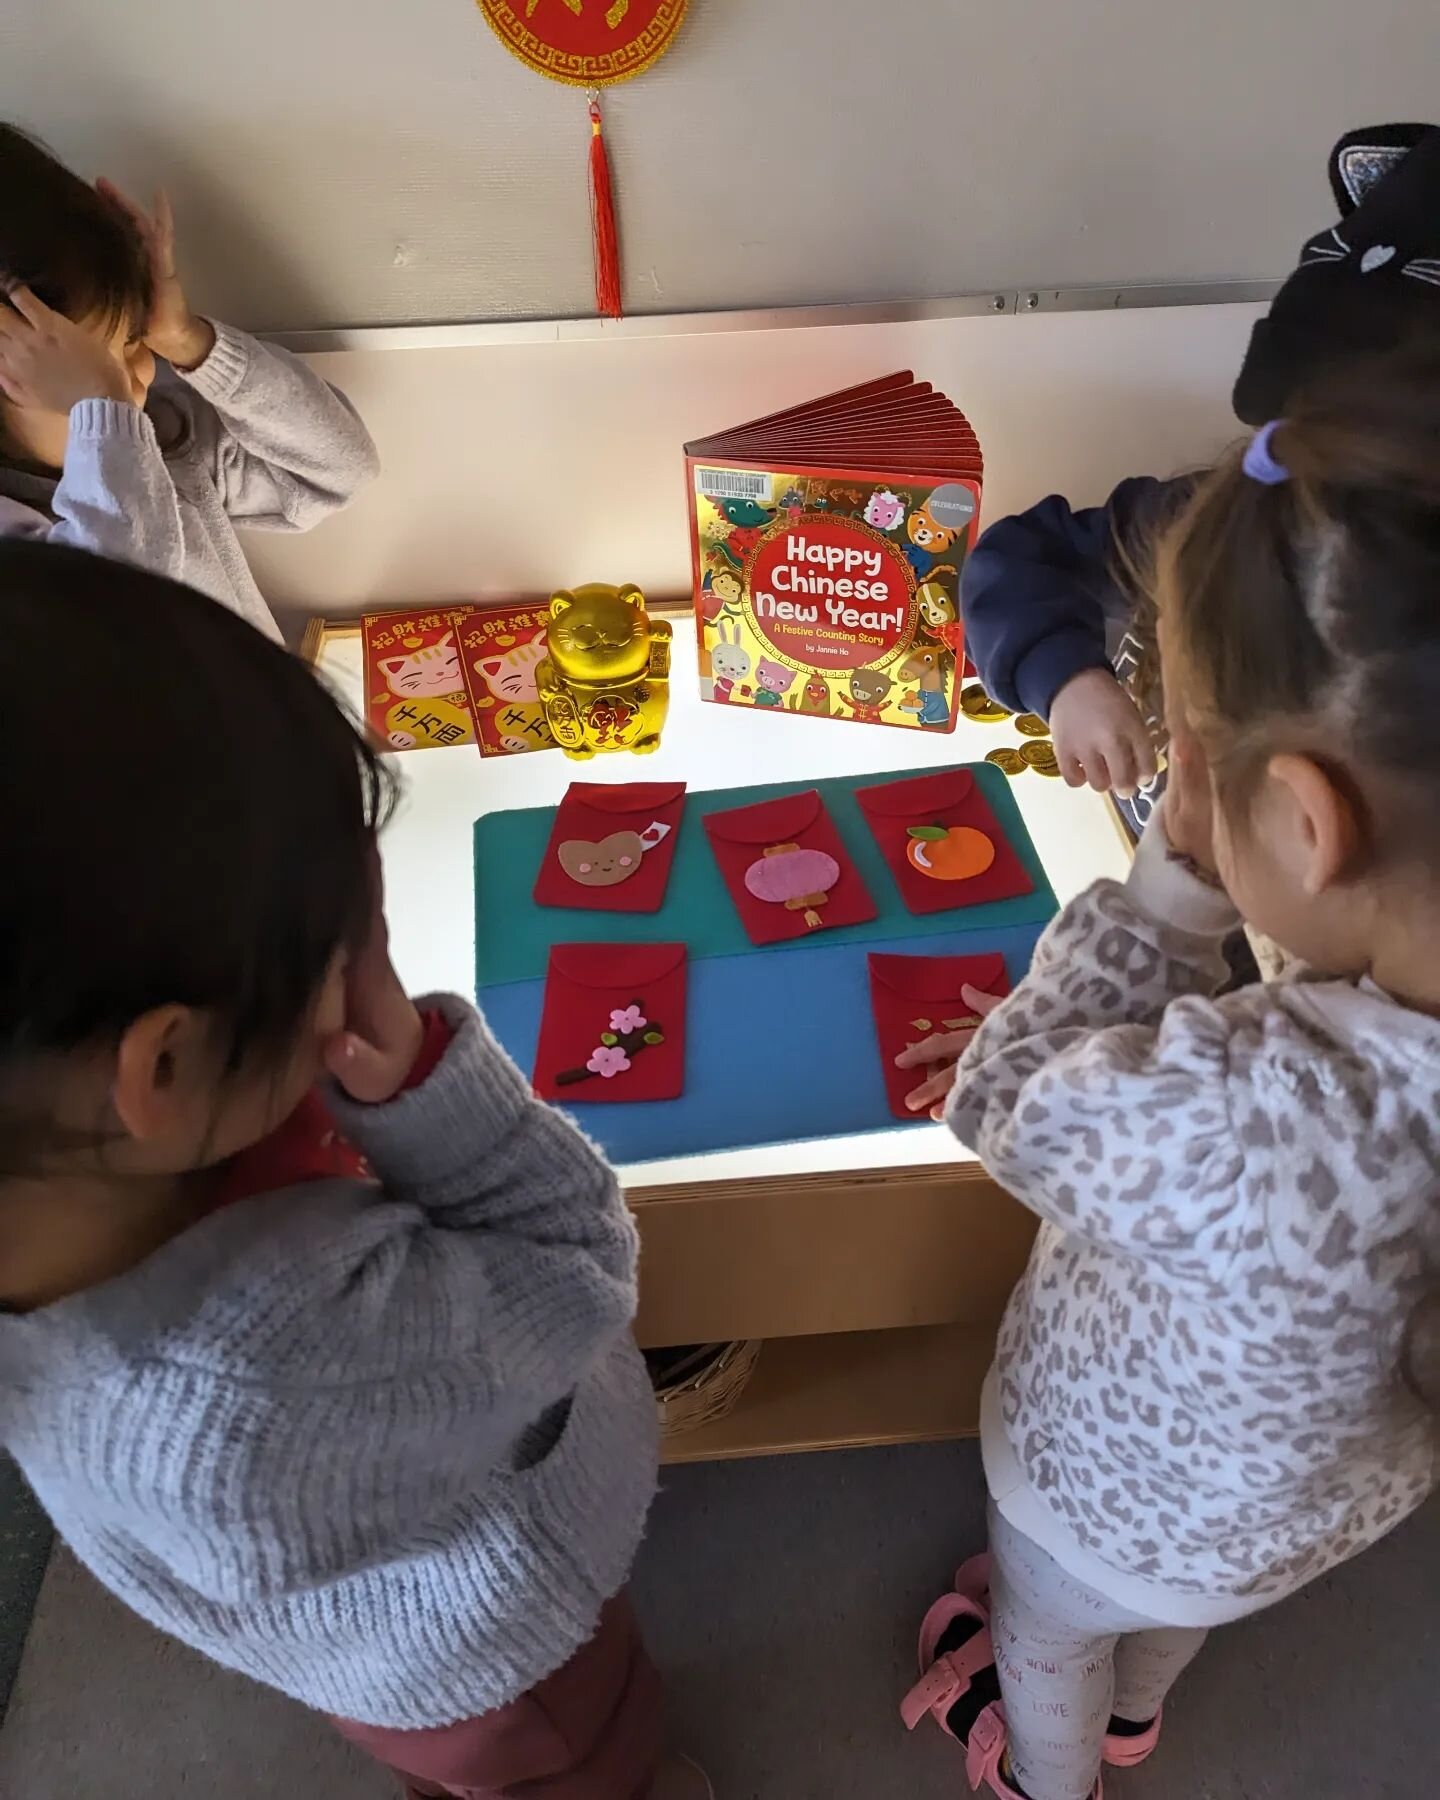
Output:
[556, 998, 666, 1087]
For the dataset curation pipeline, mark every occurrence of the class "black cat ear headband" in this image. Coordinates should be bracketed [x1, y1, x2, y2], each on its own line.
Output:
[1328, 123, 1433, 215]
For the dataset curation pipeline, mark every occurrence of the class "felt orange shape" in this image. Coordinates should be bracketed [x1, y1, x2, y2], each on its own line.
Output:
[905, 824, 996, 881]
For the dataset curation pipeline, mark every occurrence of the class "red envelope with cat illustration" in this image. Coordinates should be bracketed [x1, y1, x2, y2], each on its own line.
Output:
[533, 943, 687, 1103]
[533, 782, 687, 914]
[457, 605, 557, 759]
[702, 789, 876, 945]
[868, 951, 1009, 1120]
[362, 608, 476, 752]
[855, 767, 1032, 916]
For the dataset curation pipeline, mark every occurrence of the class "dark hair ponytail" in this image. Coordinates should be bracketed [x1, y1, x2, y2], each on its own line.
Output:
[0, 541, 394, 1172]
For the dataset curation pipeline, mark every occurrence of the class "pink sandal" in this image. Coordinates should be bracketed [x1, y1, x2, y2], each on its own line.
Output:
[1100, 1708, 1163, 1767]
[900, 1587, 995, 1735]
[966, 1701, 1103, 1799]
[950, 1553, 1161, 1769]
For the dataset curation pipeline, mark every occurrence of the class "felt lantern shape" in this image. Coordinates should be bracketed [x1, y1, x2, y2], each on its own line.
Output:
[744, 841, 841, 930]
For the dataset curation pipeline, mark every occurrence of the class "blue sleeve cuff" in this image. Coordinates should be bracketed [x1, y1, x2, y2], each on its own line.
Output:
[1013, 630, 1115, 721]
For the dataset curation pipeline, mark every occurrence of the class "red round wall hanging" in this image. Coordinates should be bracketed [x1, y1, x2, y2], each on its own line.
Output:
[474, 1, 690, 317]
[477, 0, 688, 87]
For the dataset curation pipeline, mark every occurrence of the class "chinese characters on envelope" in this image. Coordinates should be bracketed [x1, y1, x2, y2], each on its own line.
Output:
[362, 605, 557, 758]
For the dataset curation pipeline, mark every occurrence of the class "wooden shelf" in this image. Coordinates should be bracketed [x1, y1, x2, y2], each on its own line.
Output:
[660, 1320, 993, 1464]
[632, 1164, 1035, 1349]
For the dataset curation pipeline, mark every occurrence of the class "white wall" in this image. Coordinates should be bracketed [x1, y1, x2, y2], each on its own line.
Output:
[0, 0, 1434, 330]
[244, 299, 1264, 623]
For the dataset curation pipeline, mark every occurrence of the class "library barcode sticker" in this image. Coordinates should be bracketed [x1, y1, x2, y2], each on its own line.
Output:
[697, 468, 769, 501]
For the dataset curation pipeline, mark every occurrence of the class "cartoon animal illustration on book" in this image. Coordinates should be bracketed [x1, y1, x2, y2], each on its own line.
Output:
[790, 674, 832, 717]
[701, 566, 744, 623]
[897, 645, 953, 728]
[753, 658, 798, 707]
[903, 504, 960, 580]
[916, 578, 964, 653]
[709, 618, 753, 704]
[864, 488, 906, 531]
[836, 667, 894, 724]
[716, 497, 776, 529]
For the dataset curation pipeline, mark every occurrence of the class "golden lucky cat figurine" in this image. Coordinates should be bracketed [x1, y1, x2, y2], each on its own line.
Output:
[537, 583, 671, 759]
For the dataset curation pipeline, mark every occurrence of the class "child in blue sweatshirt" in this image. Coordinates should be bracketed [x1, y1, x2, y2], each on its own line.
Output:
[961, 122, 1440, 833]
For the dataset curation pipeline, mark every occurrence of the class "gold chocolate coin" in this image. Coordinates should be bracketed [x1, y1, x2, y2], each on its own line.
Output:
[1015, 713, 1050, 737]
[961, 683, 1011, 722]
[1020, 740, 1062, 777]
[985, 747, 1027, 776]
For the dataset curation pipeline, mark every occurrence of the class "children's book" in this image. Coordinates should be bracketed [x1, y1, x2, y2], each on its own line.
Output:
[362, 605, 556, 757]
[683, 373, 981, 733]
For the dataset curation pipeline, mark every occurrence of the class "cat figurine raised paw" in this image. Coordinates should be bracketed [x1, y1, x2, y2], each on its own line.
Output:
[537, 583, 671, 760]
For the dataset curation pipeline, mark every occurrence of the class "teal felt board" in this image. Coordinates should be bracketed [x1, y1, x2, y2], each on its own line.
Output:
[474, 761, 1055, 991]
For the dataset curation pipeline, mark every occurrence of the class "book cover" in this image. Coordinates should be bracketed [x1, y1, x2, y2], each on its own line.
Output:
[362, 605, 556, 757]
[684, 373, 980, 733]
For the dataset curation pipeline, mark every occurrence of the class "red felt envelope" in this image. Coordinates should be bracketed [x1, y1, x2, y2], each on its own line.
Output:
[533, 781, 687, 913]
[868, 951, 1010, 1121]
[855, 767, 1033, 916]
[702, 789, 877, 945]
[533, 943, 687, 1103]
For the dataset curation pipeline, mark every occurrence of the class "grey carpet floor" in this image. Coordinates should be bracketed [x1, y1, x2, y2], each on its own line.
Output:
[1, 1440, 1436, 1799]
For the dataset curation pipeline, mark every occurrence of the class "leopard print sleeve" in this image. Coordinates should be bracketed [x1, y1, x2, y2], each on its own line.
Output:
[947, 825, 1246, 1268]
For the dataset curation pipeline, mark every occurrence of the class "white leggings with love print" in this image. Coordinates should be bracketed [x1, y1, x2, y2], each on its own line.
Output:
[988, 1505, 1209, 1800]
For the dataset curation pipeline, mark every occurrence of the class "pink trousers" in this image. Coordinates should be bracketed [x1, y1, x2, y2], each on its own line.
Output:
[332, 1595, 664, 1800]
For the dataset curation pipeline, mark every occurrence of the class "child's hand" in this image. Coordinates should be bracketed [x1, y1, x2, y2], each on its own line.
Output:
[323, 848, 424, 1104]
[1160, 728, 1221, 881]
[96, 181, 215, 372]
[893, 984, 1005, 1120]
[0, 286, 136, 413]
[1049, 669, 1158, 796]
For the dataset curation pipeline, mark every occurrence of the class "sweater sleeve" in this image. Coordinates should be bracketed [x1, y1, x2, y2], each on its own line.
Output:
[0, 401, 188, 580]
[176, 321, 380, 530]
[960, 476, 1183, 720]
[318, 996, 638, 1418]
[946, 824, 1249, 1275]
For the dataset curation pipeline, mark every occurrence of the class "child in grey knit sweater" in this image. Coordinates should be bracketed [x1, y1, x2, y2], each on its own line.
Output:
[899, 354, 1440, 1799]
[0, 543, 705, 1800]
[0, 125, 377, 641]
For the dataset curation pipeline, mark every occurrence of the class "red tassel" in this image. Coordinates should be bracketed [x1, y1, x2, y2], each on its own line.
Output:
[587, 95, 623, 321]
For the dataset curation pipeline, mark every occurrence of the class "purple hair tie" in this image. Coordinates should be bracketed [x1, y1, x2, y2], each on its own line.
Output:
[1242, 419, 1290, 485]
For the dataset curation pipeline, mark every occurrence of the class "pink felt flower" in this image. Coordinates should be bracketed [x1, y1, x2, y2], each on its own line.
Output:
[609, 1005, 647, 1035]
[587, 1045, 632, 1079]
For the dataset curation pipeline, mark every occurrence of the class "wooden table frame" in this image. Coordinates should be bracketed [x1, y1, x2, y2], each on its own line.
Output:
[303, 608, 1096, 1463]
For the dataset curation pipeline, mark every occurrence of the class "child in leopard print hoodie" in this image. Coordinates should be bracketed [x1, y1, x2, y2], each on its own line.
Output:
[898, 351, 1440, 1800]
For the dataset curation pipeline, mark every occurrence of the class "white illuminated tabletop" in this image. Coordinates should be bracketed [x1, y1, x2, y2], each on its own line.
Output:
[315, 625, 1130, 1189]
